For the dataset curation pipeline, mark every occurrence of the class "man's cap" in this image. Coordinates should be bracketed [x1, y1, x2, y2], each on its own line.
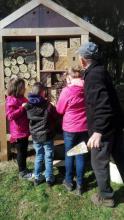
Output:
[77, 42, 100, 59]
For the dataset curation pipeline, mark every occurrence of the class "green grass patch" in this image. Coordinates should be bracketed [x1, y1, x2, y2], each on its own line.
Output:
[0, 160, 124, 220]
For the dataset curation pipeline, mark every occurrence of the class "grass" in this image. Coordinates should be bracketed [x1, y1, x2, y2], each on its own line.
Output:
[0, 159, 124, 220]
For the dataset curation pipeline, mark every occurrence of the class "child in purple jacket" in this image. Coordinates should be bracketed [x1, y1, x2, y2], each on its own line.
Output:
[6, 78, 31, 179]
[56, 67, 88, 195]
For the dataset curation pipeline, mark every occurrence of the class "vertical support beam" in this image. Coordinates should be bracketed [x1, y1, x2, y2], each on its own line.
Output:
[0, 36, 8, 161]
[36, 35, 40, 81]
[81, 34, 89, 44]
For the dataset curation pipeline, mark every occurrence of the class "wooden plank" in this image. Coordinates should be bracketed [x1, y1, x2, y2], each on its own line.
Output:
[67, 48, 80, 68]
[0, 37, 5, 103]
[0, 103, 8, 161]
[1, 27, 87, 37]
[36, 36, 40, 81]
[0, 36, 8, 161]
[55, 56, 68, 70]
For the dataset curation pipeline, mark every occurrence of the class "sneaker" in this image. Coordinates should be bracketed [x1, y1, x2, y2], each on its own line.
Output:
[46, 180, 55, 187]
[19, 171, 33, 181]
[75, 185, 83, 196]
[34, 178, 44, 186]
[91, 193, 115, 208]
[63, 179, 73, 192]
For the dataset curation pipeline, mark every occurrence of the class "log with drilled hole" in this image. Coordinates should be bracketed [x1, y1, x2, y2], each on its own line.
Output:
[11, 58, 17, 66]
[17, 56, 24, 65]
[4, 68, 12, 77]
[29, 79, 36, 86]
[28, 63, 36, 71]
[30, 70, 37, 79]
[11, 65, 19, 75]
[24, 72, 30, 79]
[4, 58, 11, 67]
[4, 77, 10, 84]
[19, 64, 28, 73]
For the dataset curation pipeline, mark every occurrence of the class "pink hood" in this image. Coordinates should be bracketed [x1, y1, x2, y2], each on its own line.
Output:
[56, 79, 87, 132]
[6, 96, 29, 142]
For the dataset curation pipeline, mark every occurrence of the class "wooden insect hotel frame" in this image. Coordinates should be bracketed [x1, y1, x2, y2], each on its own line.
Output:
[0, 0, 113, 161]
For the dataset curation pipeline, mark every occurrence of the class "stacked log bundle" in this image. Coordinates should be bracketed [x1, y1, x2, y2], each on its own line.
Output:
[4, 47, 37, 89]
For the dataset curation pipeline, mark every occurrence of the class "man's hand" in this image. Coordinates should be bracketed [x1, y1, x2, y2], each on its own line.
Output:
[87, 132, 102, 149]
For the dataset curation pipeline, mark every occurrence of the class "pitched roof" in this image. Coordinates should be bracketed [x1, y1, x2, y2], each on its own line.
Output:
[0, 0, 114, 42]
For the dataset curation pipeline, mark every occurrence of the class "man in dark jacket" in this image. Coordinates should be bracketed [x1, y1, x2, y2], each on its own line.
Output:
[78, 42, 124, 207]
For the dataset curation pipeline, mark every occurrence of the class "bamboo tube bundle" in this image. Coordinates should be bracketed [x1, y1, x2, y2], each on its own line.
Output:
[54, 40, 68, 57]
[70, 38, 81, 49]
[42, 57, 54, 70]
[4, 68, 12, 77]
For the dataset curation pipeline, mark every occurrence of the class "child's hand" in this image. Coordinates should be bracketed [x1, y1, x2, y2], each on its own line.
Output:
[50, 101, 56, 106]
[22, 103, 27, 108]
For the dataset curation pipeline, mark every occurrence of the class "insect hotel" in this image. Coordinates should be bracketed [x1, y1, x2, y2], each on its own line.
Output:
[0, 0, 113, 161]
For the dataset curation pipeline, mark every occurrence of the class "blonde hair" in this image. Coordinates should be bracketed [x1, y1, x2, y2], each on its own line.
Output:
[65, 66, 82, 79]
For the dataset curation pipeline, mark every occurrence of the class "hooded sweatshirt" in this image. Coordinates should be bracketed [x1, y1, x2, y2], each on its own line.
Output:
[25, 94, 57, 142]
[56, 79, 87, 132]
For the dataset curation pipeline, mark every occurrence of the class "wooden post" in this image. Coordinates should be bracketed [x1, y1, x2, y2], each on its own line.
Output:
[36, 35, 40, 81]
[0, 36, 8, 161]
[81, 34, 89, 44]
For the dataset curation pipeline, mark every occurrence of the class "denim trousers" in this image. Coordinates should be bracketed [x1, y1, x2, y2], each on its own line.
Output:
[63, 131, 88, 186]
[33, 140, 54, 181]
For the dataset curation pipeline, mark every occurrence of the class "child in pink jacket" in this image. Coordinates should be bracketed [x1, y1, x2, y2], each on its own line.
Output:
[56, 67, 88, 195]
[6, 78, 31, 179]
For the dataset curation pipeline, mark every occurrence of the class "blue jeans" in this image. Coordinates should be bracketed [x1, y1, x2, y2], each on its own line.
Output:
[63, 131, 88, 186]
[33, 140, 54, 181]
